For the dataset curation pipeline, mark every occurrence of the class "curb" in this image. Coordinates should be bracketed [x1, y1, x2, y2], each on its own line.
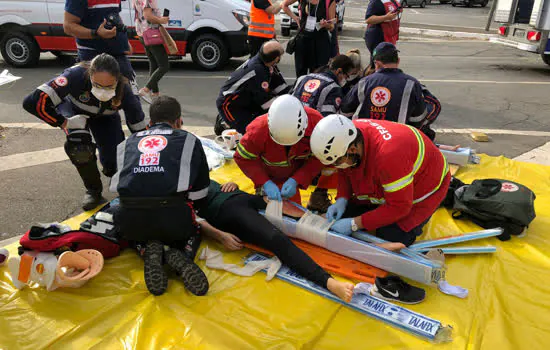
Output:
[341, 22, 495, 40]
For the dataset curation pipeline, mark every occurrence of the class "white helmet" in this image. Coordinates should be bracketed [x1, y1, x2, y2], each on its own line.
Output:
[268, 95, 308, 146]
[310, 114, 357, 165]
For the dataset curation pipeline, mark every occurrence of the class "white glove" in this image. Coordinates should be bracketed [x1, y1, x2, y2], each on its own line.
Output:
[65, 114, 89, 130]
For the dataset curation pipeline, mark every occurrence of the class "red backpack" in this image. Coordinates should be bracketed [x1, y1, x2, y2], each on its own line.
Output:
[19, 226, 127, 259]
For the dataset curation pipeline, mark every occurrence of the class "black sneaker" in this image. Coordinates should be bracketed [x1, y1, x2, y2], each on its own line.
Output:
[371, 276, 426, 304]
[164, 247, 209, 296]
[143, 241, 168, 296]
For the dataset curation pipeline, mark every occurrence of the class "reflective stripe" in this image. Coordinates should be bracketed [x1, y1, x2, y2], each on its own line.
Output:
[67, 95, 117, 115]
[397, 80, 415, 124]
[38, 84, 62, 106]
[261, 97, 276, 110]
[321, 105, 337, 113]
[409, 108, 427, 123]
[236, 143, 257, 160]
[357, 195, 386, 204]
[222, 71, 257, 96]
[413, 159, 449, 204]
[273, 83, 288, 95]
[353, 78, 367, 119]
[293, 153, 311, 160]
[250, 22, 275, 28]
[248, 28, 276, 35]
[109, 140, 127, 193]
[88, 4, 120, 9]
[188, 186, 209, 200]
[261, 156, 289, 167]
[176, 134, 197, 192]
[316, 82, 338, 111]
[129, 119, 148, 132]
[382, 127, 425, 193]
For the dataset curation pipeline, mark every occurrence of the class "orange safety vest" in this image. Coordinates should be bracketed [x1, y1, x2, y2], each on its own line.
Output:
[248, 0, 276, 38]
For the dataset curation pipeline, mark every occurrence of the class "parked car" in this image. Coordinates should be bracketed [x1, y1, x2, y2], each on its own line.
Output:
[402, 0, 432, 8]
[452, 0, 489, 7]
[280, 0, 345, 37]
[0, 0, 250, 70]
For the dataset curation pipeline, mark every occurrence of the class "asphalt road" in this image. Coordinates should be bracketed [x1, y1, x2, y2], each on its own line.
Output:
[1, 35, 549, 241]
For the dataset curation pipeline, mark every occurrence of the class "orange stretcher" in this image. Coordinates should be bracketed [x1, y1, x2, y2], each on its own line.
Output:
[245, 239, 388, 283]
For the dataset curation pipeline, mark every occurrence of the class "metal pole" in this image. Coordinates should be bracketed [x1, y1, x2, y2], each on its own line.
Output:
[485, 0, 498, 31]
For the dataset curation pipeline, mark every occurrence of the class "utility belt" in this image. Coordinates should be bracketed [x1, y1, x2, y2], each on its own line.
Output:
[120, 195, 189, 209]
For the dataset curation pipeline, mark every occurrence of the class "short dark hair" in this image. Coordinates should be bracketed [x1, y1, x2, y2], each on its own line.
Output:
[375, 52, 399, 64]
[149, 96, 182, 124]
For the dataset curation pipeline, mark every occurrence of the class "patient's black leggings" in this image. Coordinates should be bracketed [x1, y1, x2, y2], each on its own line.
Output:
[211, 193, 332, 288]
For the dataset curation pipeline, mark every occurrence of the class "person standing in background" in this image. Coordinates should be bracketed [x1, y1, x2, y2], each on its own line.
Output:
[132, 0, 171, 103]
[364, 0, 402, 67]
[248, 0, 282, 57]
[283, 0, 336, 77]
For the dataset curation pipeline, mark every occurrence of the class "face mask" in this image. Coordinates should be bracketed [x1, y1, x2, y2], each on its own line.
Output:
[91, 86, 116, 102]
[339, 78, 347, 87]
[347, 74, 358, 81]
[334, 162, 352, 169]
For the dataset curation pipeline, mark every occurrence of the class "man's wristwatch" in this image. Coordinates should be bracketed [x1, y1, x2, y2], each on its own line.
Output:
[91, 28, 99, 39]
[351, 218, 359, 232]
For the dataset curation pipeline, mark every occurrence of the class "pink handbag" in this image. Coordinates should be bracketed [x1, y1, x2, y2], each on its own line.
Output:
[142, 27, 164, 46]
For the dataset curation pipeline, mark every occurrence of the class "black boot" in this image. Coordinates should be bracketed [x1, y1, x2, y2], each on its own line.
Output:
[82, 190, 106, 211]
[165, 247, 209, 296]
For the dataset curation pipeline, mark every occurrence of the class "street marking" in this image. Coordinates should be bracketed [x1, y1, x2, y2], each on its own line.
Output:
[410, 9, 420, 15]
[3, 124, 550, 136]
[1, 127, 550, 172]
[0, 147, 67, 172]
[514, 142, 550, 166]
[422, 79, 550, 85]
[436, 128, 550, 137]
[0, 125, 215, 172]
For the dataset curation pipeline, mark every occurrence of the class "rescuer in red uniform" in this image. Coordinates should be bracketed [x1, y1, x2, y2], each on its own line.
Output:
[310, 115, 450, 246]
[234, 95, 324, 205]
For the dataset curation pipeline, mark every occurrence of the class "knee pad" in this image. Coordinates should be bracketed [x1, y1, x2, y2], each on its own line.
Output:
[65, 131, 96, 166]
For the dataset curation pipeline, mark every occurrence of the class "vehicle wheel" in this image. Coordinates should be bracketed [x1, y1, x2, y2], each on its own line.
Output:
[191, 34, 229, 71]
[421, 0, 427, 7]
[452, 2, 457, 6]
[542, 53, 550, 66]
[481, 0, 488, 7]
[281, 27, 291, 37]
[0, 32, 40, 67]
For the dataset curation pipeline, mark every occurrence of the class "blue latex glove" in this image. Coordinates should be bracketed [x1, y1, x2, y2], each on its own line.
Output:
[331, 218, 354, 236]
[263, 180, 282, 201]
[281, 178, 298, 199]
[326, 198, 348, 221]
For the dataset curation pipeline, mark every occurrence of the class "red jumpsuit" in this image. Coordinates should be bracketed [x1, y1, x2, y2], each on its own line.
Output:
[337, 119, 450, 232]
[234, 107, 325, 204]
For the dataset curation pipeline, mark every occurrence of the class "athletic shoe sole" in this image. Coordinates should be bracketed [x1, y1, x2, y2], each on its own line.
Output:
[143, 241, 168, 296]
[165, 248, 209, 296]
[370, 285, 425, 305]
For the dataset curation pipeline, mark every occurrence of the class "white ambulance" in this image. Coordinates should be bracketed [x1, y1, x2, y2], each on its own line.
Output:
[0, 0, 251, 70]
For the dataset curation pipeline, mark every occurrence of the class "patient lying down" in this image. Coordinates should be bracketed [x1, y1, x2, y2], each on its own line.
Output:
[196, 181, 405, 302]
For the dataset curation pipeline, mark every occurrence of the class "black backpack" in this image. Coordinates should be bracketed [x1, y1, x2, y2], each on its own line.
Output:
[445, 178, 536, 241]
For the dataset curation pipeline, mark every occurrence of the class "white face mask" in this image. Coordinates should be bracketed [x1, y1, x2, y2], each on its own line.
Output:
[91, 87, 116, 102]
[339, 78, 347, 87]
[334, 162, 352, 169]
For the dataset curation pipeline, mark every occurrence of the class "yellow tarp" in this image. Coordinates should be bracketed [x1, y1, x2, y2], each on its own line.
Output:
[1, 155, 550, 349]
